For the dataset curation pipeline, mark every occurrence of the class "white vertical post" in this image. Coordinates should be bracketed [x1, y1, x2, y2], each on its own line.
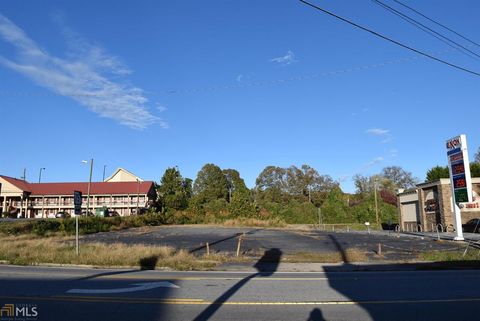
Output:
[76, 215, 79, 256]
[453, 203, 464, 241]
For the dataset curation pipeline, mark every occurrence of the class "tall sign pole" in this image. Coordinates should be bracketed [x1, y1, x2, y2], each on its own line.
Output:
[446, 134, 473, 241]
[73, 191, 82, 255]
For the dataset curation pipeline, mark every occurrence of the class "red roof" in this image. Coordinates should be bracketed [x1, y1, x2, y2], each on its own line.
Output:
[1, 175, 154, 196]
[0, 176, 31, 192]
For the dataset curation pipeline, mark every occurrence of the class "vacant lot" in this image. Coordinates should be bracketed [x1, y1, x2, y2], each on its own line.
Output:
[81, 226, 466, 262]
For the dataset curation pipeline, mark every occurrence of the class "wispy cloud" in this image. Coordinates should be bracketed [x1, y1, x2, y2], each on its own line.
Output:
[270, 50, 297, 65]
[388, 149, 398, 158]
[367, 156, 384, 166]
[357, 156, 385, 173]
[366, 128, 389, 136]
[351, 108, 369, 117]
[236, 74, 243, 82]
[155, 103, 167, 113]
[0, 13, 166, 130]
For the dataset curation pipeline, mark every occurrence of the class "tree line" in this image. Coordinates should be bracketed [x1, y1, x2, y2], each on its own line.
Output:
[152, 164, 424, 225]
[152, 147, 480, 224]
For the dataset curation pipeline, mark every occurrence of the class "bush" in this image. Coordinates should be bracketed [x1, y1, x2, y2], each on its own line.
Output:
[0, 221, 34, 235]
[32, 220, 61, 236]
[0, 214, 168, 236]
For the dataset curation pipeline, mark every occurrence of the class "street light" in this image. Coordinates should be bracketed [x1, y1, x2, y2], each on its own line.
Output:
[38, 167, 45, 183]
[82, 159, 94, 216]
[102, 165, 107, 182]
[374, 179, 379, 225]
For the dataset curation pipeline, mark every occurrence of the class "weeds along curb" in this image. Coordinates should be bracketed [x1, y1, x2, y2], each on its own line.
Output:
[0, 261, 177, 271]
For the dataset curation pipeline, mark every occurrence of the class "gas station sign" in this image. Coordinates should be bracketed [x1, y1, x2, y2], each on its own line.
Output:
[446, 135, 472, 203]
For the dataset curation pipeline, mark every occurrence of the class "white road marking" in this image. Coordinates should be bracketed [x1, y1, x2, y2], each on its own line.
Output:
[66, 281, 179, 294]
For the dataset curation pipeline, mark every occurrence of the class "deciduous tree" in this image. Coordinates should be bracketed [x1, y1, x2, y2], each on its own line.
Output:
[193, 164, 229, 203]
[381, 166, 418, 189]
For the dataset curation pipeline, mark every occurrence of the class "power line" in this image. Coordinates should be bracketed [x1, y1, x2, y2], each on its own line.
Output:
[299, 0, 480, 77]
[372, 0, 480, 61]
[393, 0, 480, 48]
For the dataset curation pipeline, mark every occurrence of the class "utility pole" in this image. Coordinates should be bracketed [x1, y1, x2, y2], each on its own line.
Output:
[102, 165, 107, 182]
[21, 168, 26, 181]
[318, 207, 322, 227]
[374, 180, 379, 224]
[86, 159, 94, 216]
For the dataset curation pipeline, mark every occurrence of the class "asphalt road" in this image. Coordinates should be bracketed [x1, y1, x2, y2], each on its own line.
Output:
[1, 264, 479, 321]
[82, 226, 464, 261]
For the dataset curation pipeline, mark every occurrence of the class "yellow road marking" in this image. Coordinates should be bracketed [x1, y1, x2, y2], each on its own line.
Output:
[54, 295, 204, 302]
[1, 295, 480, 306]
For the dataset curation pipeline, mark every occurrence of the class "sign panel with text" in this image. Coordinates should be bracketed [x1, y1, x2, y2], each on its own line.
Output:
[446, 135, 472, 203]
[73, 191, 82, 215]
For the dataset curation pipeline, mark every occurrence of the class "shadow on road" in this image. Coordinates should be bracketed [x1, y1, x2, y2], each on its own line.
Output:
[307, 308, 326, 321]
[323, 233, 480, 320]
[193, 248, 282, 321]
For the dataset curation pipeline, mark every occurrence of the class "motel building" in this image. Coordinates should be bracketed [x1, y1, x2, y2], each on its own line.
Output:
[0, 168, 156, 218]
[397, 178, 480, 232]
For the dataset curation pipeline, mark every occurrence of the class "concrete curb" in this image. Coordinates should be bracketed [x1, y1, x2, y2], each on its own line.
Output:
[1, 260, 479, 273]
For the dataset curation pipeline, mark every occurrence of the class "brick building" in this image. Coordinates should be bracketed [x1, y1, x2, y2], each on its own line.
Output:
[397, 178, 480, 232]
[0, 168, 156, 218]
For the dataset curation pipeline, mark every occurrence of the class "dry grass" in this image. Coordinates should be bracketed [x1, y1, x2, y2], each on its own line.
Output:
[222, 218, 286, 228]
[0, 235, 217, 270]
[0, 234, 372, 270]
[282, 249, 369, 263]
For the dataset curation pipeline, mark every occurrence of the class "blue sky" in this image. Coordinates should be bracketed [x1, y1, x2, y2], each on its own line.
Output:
[1, 0, 479, 192]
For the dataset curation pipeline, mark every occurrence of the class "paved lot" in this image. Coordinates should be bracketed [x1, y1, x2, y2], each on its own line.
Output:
[82, 226, 468, 261]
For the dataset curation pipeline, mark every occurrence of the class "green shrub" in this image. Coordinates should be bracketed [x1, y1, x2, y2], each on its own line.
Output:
[0, 221, 34, 235]
[0, 214, 168, 237]
[32, 220, 61, 236]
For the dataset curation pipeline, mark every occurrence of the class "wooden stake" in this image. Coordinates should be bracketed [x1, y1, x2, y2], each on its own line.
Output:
[206, 242, 210, 256]
[236, 236, 243, 257]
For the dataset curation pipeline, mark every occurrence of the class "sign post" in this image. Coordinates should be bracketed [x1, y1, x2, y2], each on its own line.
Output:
[73, 191, 82, 255]
[446, 135, 473, 241]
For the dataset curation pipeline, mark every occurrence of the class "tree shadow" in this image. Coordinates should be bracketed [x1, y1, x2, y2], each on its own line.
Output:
[188, 229, 262, 254]
[75, 269, 141, 281]
[328, 234, 349, 263]
[193, 248, 282, 321]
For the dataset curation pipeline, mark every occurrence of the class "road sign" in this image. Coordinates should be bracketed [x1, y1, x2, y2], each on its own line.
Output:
[73, 191, 82, 215]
